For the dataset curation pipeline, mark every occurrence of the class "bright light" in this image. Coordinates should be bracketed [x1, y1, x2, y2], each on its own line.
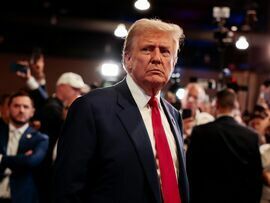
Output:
[134, 0, 150, 11]
[231, 26, 238, 31]
[101, 62, 120, 77]
[235, 36, 249, 50]
[176, 88, 185, 100]
[114, 24, 128, 38]
[213, 6, 230, 20]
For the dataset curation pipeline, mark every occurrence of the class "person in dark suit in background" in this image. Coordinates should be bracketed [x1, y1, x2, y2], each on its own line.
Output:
[0, 91, 48, 203]
[54, 18, 189, 203]
[186, 88, 263, 203]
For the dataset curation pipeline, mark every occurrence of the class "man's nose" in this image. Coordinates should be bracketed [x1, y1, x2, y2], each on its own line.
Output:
[151, 48, 162, 63]
[19, 106, 25, 112]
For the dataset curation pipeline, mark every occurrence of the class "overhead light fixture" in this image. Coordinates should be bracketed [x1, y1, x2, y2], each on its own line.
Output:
[235, 36, 249, 50]
[134, 0, 150, 11]
[213, 6, 230, 21]
[114, 24, 128, 38]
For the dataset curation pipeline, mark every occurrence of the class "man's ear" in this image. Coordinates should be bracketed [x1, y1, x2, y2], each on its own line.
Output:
[124, 53, 132, 73]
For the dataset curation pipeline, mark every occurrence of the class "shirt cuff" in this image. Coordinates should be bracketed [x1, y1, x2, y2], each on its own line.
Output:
[38, 78, 46, 86]
[26, 76, 39, 90]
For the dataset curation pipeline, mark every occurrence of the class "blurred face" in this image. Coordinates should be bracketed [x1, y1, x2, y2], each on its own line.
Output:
[9, 96, 34, 127]
[125, 31, 177, 96]
[56, 84, 80, 105]
[249, 117, 270, 136]
[184, 86, 200, 110]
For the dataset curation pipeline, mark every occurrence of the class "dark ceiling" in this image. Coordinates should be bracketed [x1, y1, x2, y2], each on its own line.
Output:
[0, 0, 269, 71]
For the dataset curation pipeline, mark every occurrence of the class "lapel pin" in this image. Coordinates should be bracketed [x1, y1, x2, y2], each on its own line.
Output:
[171, 118, 176, 125]
[26, 134, 32, 139]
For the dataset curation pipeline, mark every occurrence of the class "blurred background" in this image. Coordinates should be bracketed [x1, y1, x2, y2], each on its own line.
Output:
[0, 0, 269, 111]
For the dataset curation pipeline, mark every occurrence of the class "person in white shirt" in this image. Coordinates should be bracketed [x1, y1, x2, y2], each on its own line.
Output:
[0, 91, 48, 203]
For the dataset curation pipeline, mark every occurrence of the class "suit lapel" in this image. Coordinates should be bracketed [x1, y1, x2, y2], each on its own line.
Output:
[161, 99, 189, 203]
[161, 99, 184, 153]
[18, 126, 34, 153]
[115, 80, 162, 203]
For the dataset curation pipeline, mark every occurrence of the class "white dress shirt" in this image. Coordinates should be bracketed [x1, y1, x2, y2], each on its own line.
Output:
[126, 74, 179, 180]
[0, 123, 29, 198]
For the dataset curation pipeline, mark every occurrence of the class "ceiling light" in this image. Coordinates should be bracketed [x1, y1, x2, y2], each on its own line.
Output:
[134, 0, 150, 11]
[114, 24, 128, 38]
[235, 36, 249, 50]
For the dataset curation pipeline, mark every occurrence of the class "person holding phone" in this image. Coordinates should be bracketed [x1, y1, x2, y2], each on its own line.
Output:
[181, 83, 214, 148]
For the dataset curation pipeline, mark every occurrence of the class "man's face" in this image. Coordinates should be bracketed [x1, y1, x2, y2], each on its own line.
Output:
[56, 84, 79, 104]
[125, 31, 177, 95]
[184, 86, 200, 110]
[9, 96, 34, 127]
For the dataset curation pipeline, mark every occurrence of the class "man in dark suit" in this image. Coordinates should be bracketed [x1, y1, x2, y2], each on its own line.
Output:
[54, 18, 189, 203]
[0, 91, 49, 203]
[186, 88, 263, 203]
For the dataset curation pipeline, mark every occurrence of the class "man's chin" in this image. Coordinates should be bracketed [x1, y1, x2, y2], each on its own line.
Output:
[147, 77, 166, 86]
[11, 119, 28, 126]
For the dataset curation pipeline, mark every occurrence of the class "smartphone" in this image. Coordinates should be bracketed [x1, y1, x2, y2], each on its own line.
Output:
[182, 108, 193, 119]
[10, 63, 28, 74]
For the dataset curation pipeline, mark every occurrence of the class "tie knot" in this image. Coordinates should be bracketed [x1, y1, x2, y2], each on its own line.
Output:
[148, 96, 158, 108]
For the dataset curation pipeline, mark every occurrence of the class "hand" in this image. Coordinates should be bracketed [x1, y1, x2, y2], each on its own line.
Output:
[25, 150, 33, 156]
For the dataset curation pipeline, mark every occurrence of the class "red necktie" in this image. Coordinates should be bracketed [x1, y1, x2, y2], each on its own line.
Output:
[148, 96, 181, 203]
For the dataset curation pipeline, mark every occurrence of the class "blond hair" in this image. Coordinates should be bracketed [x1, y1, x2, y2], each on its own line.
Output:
[122, 18, 185, 65]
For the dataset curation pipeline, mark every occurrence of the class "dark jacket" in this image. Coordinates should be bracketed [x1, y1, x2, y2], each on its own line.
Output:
[187, 116, 263, 203]
[0, 123, 49, 203]
[54, 78, 189, 203]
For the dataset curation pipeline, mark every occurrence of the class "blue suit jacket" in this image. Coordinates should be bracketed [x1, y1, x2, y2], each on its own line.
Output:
[54, 78, 189, 203]
[0, 121, 49, 203]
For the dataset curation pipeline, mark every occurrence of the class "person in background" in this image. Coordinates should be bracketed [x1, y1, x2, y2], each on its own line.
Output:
[0, 90, 48, 203]
[54, 18, 189, 203]
[15, 53, 89, 202]
[249, 105, 270, 145]
[37, 72, 89, 203]
[248, 105, 270, 203]
[187, 88, 262, 203]
[257, 80, 270, 109]
[181, 82, 214, 147]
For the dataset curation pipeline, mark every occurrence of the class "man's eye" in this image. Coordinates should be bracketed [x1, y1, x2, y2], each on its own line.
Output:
[161, 49, 170, 56]
[142, 47, 151, 52]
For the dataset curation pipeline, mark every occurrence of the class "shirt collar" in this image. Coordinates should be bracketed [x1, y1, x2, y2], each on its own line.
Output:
[126, 74, 161, 109]
[9, 123, 29, 135]
[216, 113, 234, 119]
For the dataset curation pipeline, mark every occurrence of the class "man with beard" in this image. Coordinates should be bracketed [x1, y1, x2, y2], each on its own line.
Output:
[0, 91, 48, 203]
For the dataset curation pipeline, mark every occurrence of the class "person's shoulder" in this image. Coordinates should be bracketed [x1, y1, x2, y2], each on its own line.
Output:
[70, 85, 119, 113]
[196, 111, 214, 125]
[192, 119, 216, 133]
[28, 126, 49, 140]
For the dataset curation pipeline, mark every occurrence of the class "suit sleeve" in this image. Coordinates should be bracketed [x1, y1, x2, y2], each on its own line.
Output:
[1, 133, 49, 169]
[54, 96, 97, 203]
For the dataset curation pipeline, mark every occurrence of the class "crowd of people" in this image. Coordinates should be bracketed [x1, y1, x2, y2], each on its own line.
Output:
[0, 18, 269, 203]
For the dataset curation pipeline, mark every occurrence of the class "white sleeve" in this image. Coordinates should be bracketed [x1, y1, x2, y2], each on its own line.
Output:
[26, 76, 40, 90]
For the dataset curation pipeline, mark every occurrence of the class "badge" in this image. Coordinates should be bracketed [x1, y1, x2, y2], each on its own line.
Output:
[26, 134, 32, 139]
